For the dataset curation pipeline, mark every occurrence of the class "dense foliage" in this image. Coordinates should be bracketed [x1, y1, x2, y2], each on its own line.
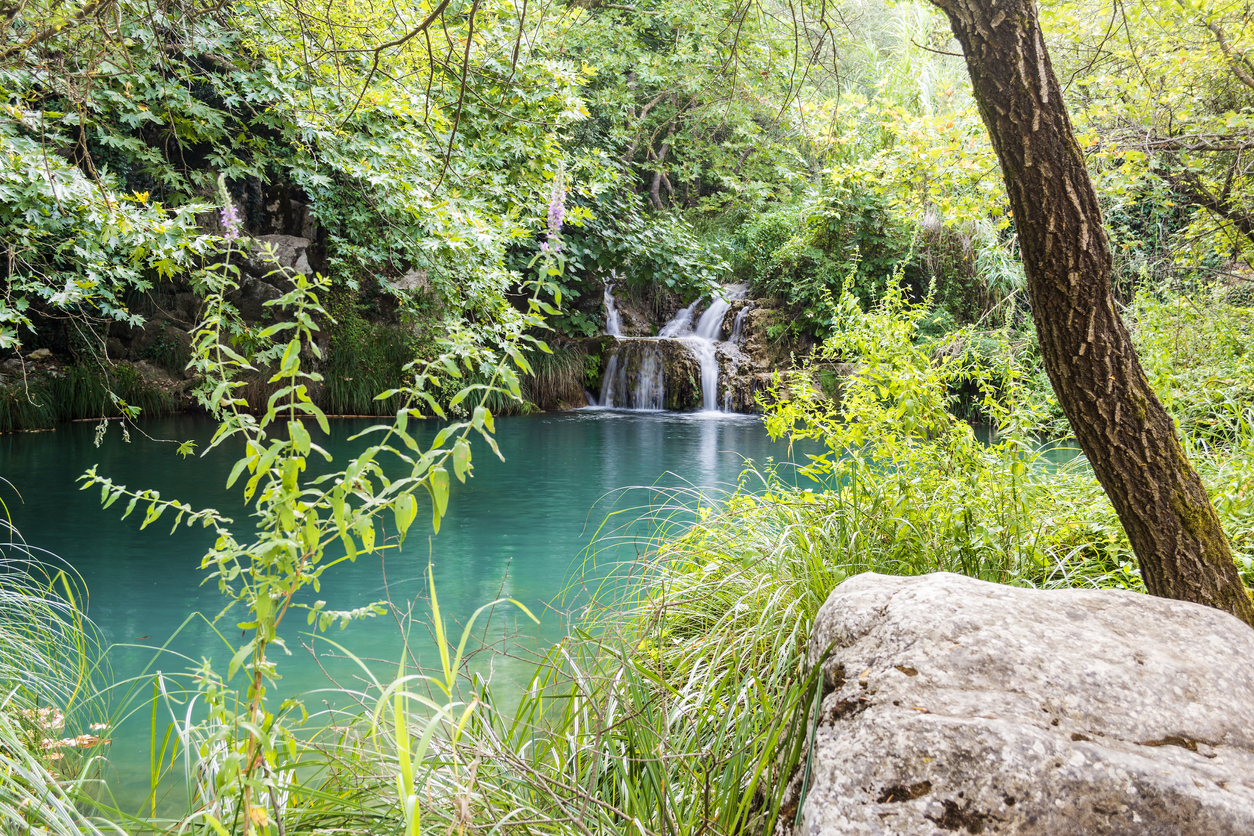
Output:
[5, 0, 1254, 833]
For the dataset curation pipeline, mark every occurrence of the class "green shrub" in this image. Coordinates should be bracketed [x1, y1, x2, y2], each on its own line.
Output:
[734, 187, 921, 335]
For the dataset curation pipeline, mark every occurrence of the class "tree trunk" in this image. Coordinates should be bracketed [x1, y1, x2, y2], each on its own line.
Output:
[929, 0, 1254, 627]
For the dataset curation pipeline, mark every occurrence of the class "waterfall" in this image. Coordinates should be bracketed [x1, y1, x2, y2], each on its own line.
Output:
[730, 303, 752, 343]
[598, 284, 750, 412]
[681, 337, 719, 411]
[694, 284, 747, 340]
[657, 298, 700, 337]
[598, 340, 666, 410]
[603, 282, 623, 337]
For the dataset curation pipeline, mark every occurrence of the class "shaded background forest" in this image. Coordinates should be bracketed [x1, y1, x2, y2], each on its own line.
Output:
[5, 0, 1254, 425]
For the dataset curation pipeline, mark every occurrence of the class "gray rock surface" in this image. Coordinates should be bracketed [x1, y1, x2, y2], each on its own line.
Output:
[244, 234, 311, 281]
[795, 572, 1254, 835]
[392, 268, 431, 292]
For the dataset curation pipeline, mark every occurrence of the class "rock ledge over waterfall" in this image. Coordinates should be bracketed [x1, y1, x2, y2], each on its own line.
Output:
[597, 284, 767, 411]
[788, 572, 1254, 836]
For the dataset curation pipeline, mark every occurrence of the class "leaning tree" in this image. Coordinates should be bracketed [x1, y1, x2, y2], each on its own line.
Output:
[927, 0, 1254, 628]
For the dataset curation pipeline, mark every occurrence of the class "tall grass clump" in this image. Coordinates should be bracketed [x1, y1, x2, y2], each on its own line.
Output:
[214, 548, 822, 836]
[322, 320, 418, 415]
[520, 342, 587, 410]
[0, 377, 57, 432]
[0, 365, 174, 432]
[0, 507, 111, 835]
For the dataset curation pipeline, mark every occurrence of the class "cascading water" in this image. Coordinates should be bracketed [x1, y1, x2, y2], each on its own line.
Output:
[683, 284, 747, 410]
[599, 283, 749, 412]
[716, 301, 755, 408]
[730, 303, 752, 344]
[657, 298, 700, 338]
[598, 340, 666, 410]
[603, 282, 624, 338]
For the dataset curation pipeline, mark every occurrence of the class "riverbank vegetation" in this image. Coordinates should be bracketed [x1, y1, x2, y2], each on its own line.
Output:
[5, 0, 1254, 831]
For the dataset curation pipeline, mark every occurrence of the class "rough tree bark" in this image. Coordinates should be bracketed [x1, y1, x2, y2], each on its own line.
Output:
[928, 0, 1254, 628]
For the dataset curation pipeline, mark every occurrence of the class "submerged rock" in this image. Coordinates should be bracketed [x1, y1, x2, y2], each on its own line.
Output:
[792, 572, 1254, 836]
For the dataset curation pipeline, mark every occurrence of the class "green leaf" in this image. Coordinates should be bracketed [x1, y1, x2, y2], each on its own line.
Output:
[393, 493, 418, 541]
[429, 466, 450, 530]
[473, 405, 495, 434]
[290, 420, 311, 455]
[226, 456, 251, 490]
[228, 639, 257, 682]
[452, 439, 471, 483]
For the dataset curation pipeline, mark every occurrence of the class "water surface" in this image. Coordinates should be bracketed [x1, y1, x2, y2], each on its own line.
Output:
[2, 409, 809, 802]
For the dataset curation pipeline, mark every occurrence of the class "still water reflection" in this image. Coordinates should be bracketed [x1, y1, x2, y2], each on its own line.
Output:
[2, 409, 813, 801]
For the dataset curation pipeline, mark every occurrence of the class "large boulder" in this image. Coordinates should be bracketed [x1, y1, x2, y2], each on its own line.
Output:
[115, 319, 193, 368]
[793, 572, 1254, 835]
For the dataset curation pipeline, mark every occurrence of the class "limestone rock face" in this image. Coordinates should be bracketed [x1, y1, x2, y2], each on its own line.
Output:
[597, 337, 702, 410]
[392, 269, 431, 292]
[796, 572, 1254, 836]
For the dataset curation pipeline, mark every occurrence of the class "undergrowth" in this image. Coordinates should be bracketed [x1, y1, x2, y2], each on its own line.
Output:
[0, 365, 174, 433]
[0, 500, 110, 834]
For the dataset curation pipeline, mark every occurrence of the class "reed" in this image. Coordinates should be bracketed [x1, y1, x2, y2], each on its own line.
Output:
[521, 342, 589, 410]
[0, 378, 57, 432]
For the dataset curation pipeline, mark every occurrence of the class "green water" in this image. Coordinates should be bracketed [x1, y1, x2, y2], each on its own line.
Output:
[1, 409, 810, 804]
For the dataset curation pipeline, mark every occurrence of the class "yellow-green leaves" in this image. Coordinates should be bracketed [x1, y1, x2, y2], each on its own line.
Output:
[428, 467, 450, 533]
[473, 405, 494, 434]
[289, 419, 311, 455]
[393, 493, 418, 541]
[452, 439, 471, 482]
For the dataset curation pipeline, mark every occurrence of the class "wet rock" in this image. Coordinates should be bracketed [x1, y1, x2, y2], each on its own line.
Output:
[734, 305, 785, 371]
[792, 572, 1254, 836]
[597, 337, 702, 410]
[602, 287, 657, 337]
[716, 343, 769, 412]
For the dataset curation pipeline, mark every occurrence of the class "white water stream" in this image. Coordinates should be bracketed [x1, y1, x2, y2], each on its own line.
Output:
[603, 281, 624, 338]
[599, 284, 748, 412]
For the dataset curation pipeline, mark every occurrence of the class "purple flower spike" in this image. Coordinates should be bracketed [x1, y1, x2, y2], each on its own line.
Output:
[545, 165, 566, 250]
[220, 204, 242, 243]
